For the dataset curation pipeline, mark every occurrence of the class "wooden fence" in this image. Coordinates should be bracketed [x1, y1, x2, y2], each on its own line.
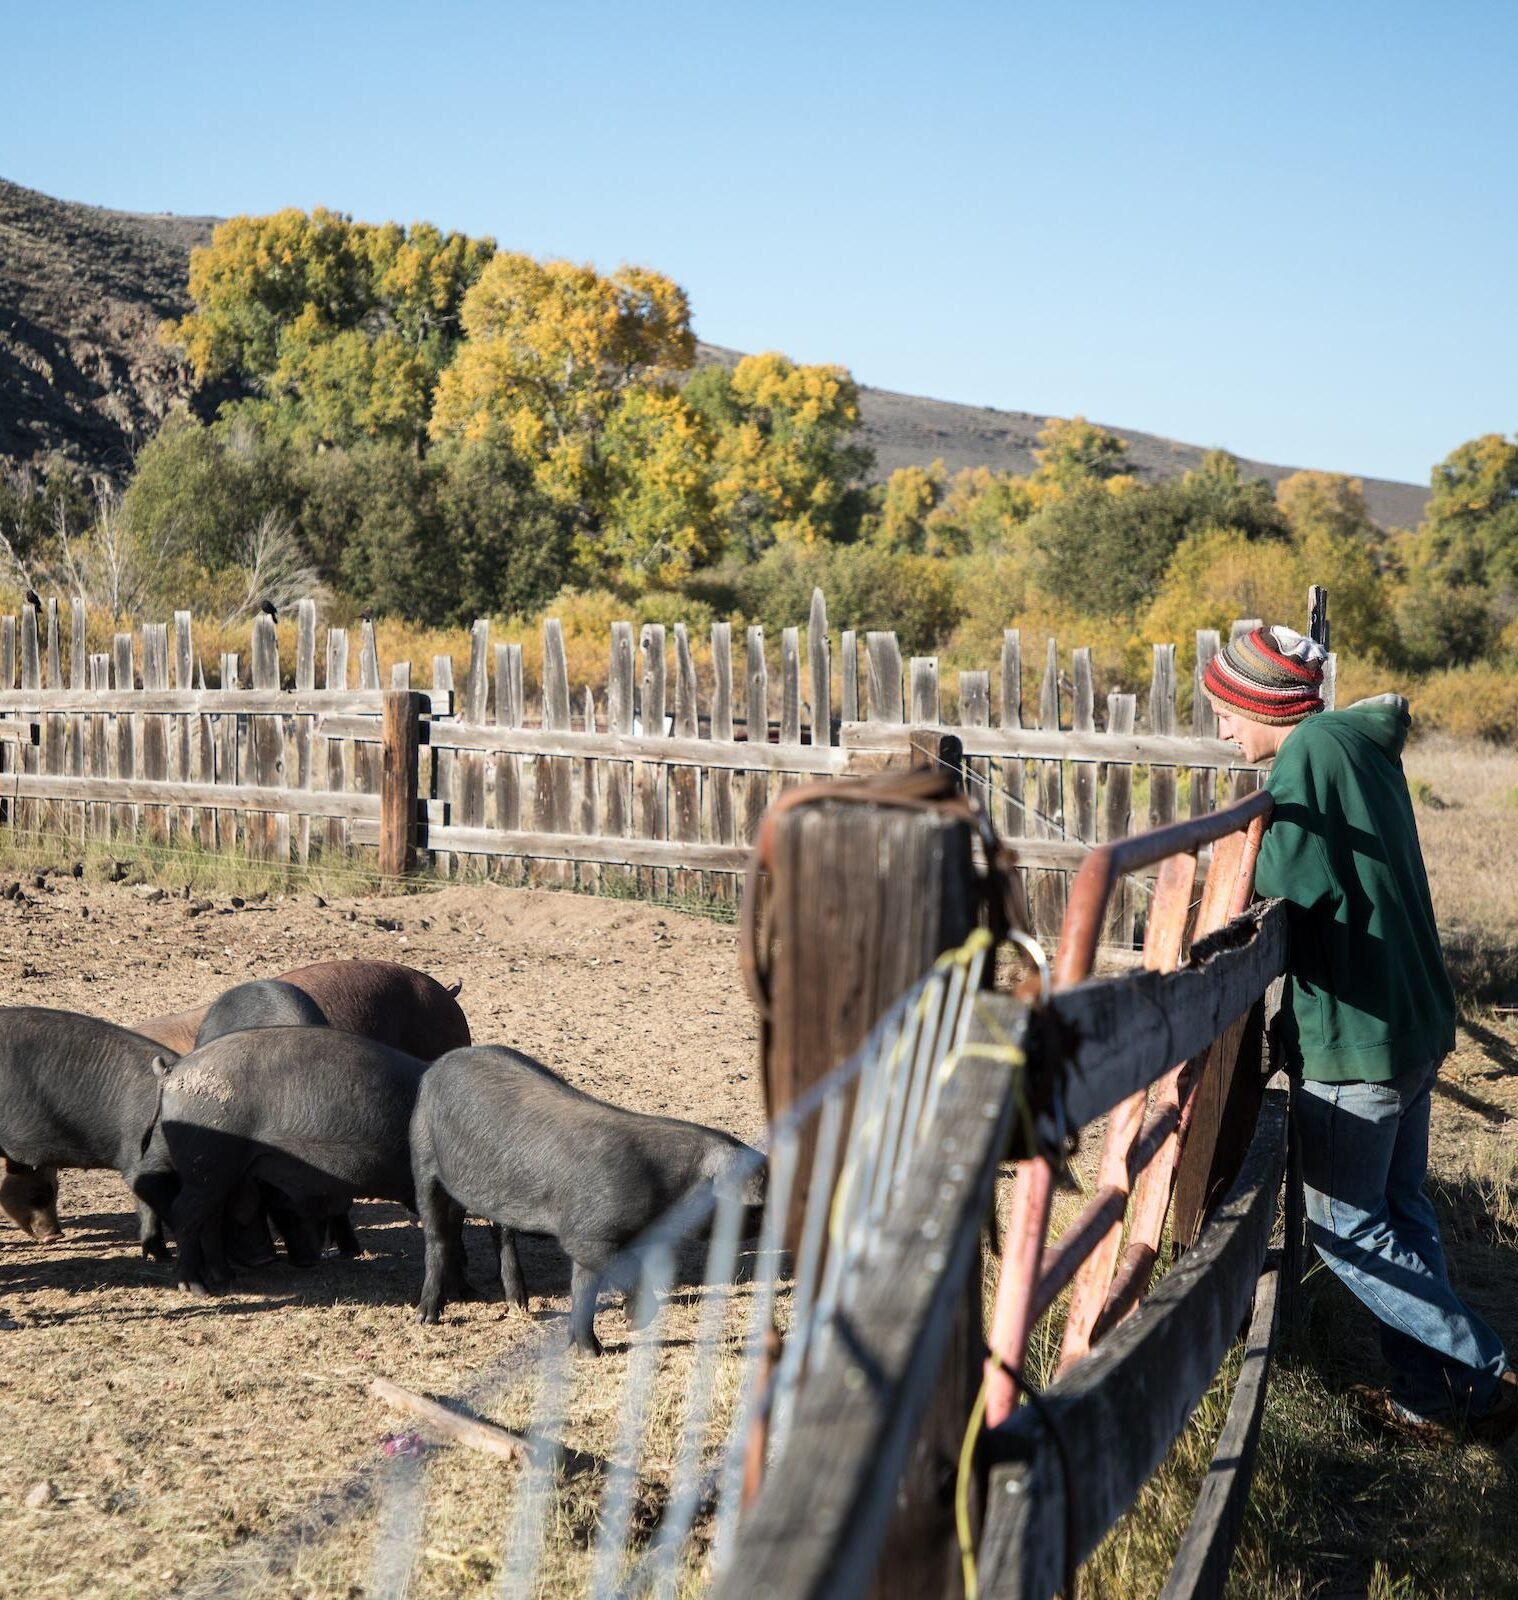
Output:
[0, 588, 1334, 942]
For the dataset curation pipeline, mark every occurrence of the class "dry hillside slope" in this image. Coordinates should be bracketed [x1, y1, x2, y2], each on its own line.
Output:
[1, 177, 1429, 528]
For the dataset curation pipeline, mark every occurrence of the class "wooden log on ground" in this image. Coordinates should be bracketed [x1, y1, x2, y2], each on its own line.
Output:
[369, 1376, 529, 1464]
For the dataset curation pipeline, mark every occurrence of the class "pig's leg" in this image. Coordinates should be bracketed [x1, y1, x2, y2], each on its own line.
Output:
[328, 1208, 362, 1257]
[414, 1178, 454, 1325]
[441, 1202, 476, 1302]
[128, 1167, 178, 1264]
[489, 1222, 528, 1312]
[224, 1178, 275, 1268]
[569, 1255, 611, 1357]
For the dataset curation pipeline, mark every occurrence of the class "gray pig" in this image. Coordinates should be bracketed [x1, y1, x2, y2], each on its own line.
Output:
[194, 980, 329, 1045]
[411, 1046, 765, 1354]
[0, 1007, 178, 1256]
[147, 1028, 436, 1296]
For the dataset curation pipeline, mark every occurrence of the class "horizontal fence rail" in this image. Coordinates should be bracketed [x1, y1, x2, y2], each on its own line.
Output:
[0, 588, 1335, 946]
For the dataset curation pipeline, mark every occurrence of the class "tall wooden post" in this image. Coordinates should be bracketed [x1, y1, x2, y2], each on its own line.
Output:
[757, 765, 984, 1599]
[379, 689, 422, 880]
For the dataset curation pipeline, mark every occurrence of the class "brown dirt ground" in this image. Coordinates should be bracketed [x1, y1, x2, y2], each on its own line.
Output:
[0, 877, 764, 1598]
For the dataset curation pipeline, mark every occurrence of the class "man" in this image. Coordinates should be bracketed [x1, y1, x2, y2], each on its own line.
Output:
[1203, 623, 1515, 1443]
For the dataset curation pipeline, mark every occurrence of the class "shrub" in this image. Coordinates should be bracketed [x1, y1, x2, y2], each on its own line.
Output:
[1414, 666, 1518, 743]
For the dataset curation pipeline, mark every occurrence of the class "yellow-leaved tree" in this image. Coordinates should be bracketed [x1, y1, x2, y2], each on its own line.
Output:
[428, 252, 695, 507]
[692, 353, 871, 555]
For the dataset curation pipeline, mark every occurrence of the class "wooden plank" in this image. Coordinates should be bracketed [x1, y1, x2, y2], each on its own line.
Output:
[866, 631, 903, 723]
[67, 600, 87, 843]
[959, 670, 990, 811]
[324, 631, 350, 858]
[808, 587, 831, 745]
[20, 604, 40, 835]
[539, 619, 574, 887]
[743, 626, 769, 845]
[413, 722, 847, 774]
[355, 619, 381, 806]
[111, 633, 137, 841]
[0, 687, 433, 715]
[492, 642, 525, 885]
[1149, 642, 1178, 837]
[999, 629, 1025, 849]
[43, 600, 63, 840]
[909, 657, 939, 726]
[430, 653, 456, 878]
[0, 616, 13, 827]
[636, 622, 669, 893]
[1192, 629, 1221, 820]
[292, 600, 316, 864]
[709, 622, 737, 901]
[1033, 640, 1066, 940]
[978, 1083, 1288, 1600]
[603, 623, 635, 856]
[780, 627, 801, 793]
[218, 651, 239, 853]
[1071, 648, 1097, 854]
[250, 616, 285, 861]
[379, 690, 422, 879]
[839, 722, 1242, 769]
[194, 656, 216, 853]
[718, 1018, 1032, 1600]
[141, 624, 170, 846]
[1102, 693, 1138, 948]
[1000, 902, 1287, 1146]
[5, 771, 383, 819]
[578, 686, 600, 891]
[841, 628, 859, 724]
[1157, 1258, 1281, 1600]
[457, 620, 489, 866]
[171, 611, 196, 845]
[410, 823, 750, 872]
[671, 623, 701, 895]
[88, 655, 110, 842]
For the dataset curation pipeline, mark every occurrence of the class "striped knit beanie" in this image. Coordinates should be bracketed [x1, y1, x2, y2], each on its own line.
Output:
[1202, 625, 1327, 726]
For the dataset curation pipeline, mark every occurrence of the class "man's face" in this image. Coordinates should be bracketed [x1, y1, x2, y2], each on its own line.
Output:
[1213, 705, 1282, 764]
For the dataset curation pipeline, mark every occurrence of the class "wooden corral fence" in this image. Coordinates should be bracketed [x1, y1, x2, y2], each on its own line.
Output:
[0, 588, 1335, 946]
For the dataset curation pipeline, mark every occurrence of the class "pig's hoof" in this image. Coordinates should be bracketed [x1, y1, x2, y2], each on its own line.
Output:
[141, 1239, 172, 1262]
[179, 1279, 211, 1298]
[569, 1333, 604, 1359]
[414, 1303, 442, 1326]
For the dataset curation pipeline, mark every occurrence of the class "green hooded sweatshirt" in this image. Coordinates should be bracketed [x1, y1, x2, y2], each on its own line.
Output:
[1253, 697, 1455, 1084]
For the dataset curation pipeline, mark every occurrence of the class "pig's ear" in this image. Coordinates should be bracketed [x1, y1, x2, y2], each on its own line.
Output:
[152, 1055, 171, 1079]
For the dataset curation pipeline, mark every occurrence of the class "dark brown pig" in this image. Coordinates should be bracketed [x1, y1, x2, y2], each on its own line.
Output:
[136, 960, 470, 1058]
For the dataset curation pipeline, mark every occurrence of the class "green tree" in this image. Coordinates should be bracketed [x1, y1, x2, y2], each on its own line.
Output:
[1026, 453, 1288, 617]
[1420, 432, 1518, 591]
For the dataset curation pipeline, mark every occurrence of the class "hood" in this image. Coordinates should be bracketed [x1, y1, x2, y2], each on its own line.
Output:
[1338, 693, 1412, 761]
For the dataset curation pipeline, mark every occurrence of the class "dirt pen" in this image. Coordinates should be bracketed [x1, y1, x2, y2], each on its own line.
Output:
[0, 590, 1355, 1596]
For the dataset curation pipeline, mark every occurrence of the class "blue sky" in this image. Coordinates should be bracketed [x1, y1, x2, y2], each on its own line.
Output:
[4, 0, 1514, 486]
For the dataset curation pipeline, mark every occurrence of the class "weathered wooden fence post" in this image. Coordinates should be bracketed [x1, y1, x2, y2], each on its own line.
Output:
[756, 765, 985, 1599]
[379, 688, 422, 880]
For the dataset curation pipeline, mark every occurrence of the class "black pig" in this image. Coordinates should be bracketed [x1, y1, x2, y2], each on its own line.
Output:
[411, 1046, 764, 1354]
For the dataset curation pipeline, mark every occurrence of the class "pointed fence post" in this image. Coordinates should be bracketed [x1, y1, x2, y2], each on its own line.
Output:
[379, 689, 422, 880]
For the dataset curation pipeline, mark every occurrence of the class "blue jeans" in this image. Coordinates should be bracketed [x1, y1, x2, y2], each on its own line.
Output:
[1295, 1059, 1509, 1419]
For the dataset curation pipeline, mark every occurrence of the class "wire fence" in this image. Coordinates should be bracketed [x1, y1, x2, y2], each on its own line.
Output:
[348, 933, 993, 1600]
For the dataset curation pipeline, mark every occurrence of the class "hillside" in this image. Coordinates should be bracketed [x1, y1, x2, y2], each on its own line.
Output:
[1, 177, 1429, 527]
